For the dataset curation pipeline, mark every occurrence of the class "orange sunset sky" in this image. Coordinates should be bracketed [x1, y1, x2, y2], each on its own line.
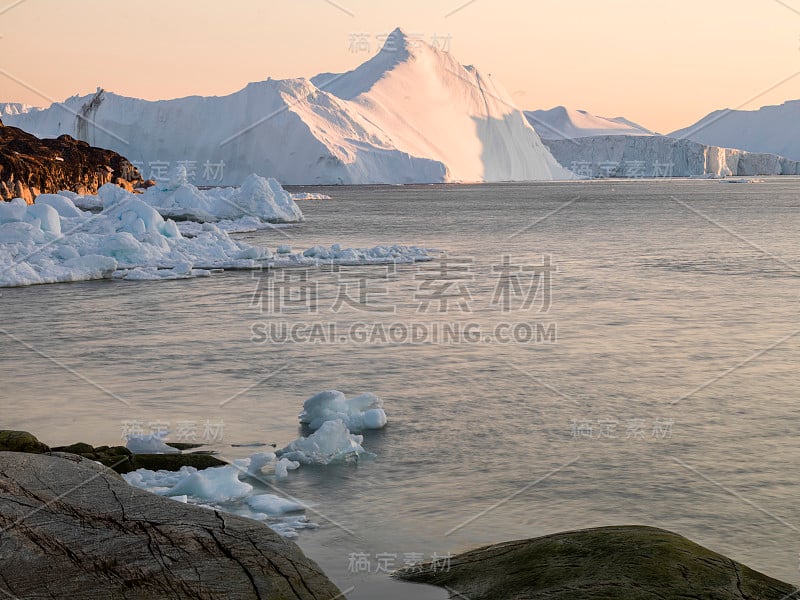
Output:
[1, 0, 799, 133]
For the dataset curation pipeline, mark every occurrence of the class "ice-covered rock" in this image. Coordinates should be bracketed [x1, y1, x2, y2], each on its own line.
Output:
[299, 390, 387, 432]
[278, 419, 368, 465]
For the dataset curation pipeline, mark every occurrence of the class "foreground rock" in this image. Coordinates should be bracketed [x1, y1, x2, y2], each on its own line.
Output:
[395, 525, 795, 599]
[0, 451, 342, 599]
[0, 118, 144, 202]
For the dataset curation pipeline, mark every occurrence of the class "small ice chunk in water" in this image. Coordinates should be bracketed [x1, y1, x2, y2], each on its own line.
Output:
[126, 432, 180, 455]
[299, 390, 387, 432]
[274, 457, 300, 479]
[278, 419, 368, 465]
[165, 465, 254, 502]
[246, 494, 305, 516]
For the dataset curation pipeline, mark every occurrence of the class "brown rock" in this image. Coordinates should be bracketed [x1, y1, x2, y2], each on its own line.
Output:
[0, 120, 145, 202]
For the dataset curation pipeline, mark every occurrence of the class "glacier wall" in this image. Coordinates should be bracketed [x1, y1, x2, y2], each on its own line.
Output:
[541, 135, 800, 177]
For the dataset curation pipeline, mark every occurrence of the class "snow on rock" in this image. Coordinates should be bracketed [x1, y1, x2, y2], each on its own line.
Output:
[126, 432, 180, 455]
[526, 106, 656, 140]
[6, 29, 567, 184]
[299, 390, 387, 432]
[278, 420, 368, 465]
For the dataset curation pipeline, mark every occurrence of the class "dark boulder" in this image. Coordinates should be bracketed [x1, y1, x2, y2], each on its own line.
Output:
[0, 120, 145, 202]
[395, 525, 796, 599]
[0, 430, 49, 454]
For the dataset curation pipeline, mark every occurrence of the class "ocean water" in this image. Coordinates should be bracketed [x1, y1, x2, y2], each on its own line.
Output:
[2, 179, 799, 598]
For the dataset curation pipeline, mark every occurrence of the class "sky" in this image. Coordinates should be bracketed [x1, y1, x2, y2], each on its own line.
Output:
[1, 0, 799, 133]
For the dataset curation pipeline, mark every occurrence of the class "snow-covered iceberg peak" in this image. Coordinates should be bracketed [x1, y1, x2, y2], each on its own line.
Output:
[6, 28, 569, 183]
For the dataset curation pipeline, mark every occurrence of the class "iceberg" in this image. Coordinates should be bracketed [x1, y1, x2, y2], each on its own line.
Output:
[299, 390, 387, 432]
[277, 419, 369, 465]
[6, 29, 568, 184]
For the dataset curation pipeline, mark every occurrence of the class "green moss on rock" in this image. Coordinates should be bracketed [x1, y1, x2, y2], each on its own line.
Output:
[394, 525, 796, 599]
[0, 431, 49, 454]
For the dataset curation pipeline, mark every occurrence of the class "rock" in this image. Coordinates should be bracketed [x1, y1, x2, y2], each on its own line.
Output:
[130, 453, 227, 473]
[0, 451, 342, 599]
[0, 430, 49, 454]
[50, 441, 227, 474]
[165, 442, 207, 451]
[0, 121, 145, 202]
[394, 525, 796, 599]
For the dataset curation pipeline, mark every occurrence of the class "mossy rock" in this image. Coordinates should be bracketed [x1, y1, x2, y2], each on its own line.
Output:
[394, 525, 796, 599]
[0, 431, 49, 454]
[50, 442, 226, 474]
[130, 453, 227, 472]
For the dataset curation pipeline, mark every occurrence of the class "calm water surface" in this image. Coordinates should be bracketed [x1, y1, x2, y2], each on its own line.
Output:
[2, 179, 799, 597]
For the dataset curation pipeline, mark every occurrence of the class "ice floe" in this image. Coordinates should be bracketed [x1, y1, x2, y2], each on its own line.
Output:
[0, 185, 431, 287]
[299, 390, 387, 432]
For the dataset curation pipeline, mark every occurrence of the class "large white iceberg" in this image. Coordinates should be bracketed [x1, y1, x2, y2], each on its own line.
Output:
[299, 390, 387, 432]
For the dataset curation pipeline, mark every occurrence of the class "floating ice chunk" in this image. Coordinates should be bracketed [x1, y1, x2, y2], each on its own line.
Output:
[268, 517, 319, 539]
[165, 465, 254, 502]
[274, 457, 300, 479]
[246, 494, 305, 516]
[291, 192, 331, 200]
[278, 419, 368, 465]
[126, 431, 180, 455]
[246, 452, 277, 476]
[299, 390, 387, 432]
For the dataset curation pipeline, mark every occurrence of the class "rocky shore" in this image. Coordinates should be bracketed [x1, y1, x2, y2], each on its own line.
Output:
[1, 430, 796, 599]
[396, 525, 797, 599]
[0, 119, 146, 203]
[0, 449, 342, 599]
